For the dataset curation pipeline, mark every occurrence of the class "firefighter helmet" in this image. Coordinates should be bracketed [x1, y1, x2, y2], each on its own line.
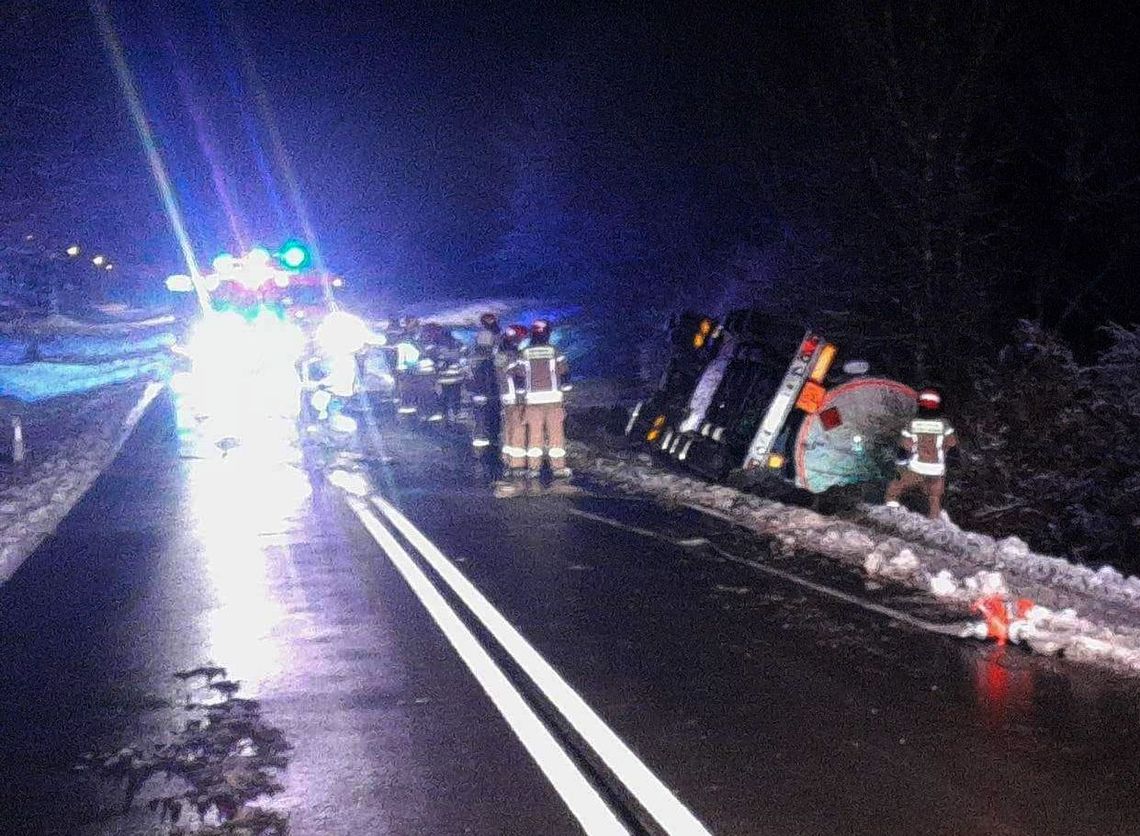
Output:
[917, 388, 942, 410]
[504, 324, 528, 345]
[479, 312, 499, 330]
[530, 319, 552, 343]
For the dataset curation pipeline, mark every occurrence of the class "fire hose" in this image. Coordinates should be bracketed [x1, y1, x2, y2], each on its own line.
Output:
[568, 507, 1019, 643]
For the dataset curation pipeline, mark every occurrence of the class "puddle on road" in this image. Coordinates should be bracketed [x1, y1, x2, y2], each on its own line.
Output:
[77, 668, 292, 835]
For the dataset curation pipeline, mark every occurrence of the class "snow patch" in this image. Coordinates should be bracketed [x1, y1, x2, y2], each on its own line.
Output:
[930, 569, 958, 598]
[0, 383, 163, 582]
[864, 547, 920, 581]
[578, 440, 1140, 676]
[0, 356, 169, 402]
[0, 312, 174, 335]
[963, 570, 1007, 597]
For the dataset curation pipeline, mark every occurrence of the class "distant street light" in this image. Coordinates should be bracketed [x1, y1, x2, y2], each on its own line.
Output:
[104, 263, 114, 271]
[166, 274, 194, 293]
[66, 245, 80, 257]
[92, 254, 106, 266]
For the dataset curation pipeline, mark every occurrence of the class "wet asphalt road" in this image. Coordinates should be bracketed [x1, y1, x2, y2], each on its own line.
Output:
[4, 390, 1140, 834]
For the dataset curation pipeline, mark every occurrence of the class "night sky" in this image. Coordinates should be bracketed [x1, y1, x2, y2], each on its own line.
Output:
[2, 1, 1138, 352]
[0, 2, 763, 300]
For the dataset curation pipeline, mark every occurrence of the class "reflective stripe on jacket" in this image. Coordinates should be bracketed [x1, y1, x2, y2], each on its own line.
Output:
[900, 417, 957, 476]
[496, 349, 521, 405]
[515, 345, 568, 405]
[475, 329, 498, 357]
[430, 343, 466, 385]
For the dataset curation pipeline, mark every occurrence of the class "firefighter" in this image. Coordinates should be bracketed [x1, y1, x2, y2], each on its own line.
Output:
[885, 388, 957, 520]
[513, 319, 571, 477]
[425, 325, 466, 424]
[497, 324, 529, 476]
[470, 312, 501, 450]
[390, 317, 424, 416]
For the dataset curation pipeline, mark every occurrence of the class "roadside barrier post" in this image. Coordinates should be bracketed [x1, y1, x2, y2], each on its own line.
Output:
[11, 414, 24, 464]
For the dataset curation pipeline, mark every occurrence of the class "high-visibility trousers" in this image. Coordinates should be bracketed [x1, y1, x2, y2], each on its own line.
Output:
[501, 404, 527, 470]
[885, 468, 946, 520]
[524, 402, 566, 471]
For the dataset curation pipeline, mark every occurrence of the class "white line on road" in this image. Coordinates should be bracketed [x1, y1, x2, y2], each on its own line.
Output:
[570, 505, 972, 639]
[566, 507, 710, 548]
[370, 494, 713, 836]
[343, 495, 630, 836]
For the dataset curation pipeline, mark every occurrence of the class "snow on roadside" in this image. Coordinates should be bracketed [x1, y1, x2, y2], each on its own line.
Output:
[0, 382, 163, 582]
[0, 312, 175, 335]
[575, 443, 1140, 675]
[0, 355, 171, 401]
[402, 298, 533, 327]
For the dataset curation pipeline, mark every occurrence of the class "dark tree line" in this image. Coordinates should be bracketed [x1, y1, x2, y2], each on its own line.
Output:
[742, 1, 1140, 563]
[487, 1, 1138, 356]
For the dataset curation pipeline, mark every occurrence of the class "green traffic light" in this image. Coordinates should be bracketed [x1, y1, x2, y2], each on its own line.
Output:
[279, 240, 310, 269]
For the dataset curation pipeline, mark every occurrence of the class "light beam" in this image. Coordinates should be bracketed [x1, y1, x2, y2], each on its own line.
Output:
[90, 1, 210, 313]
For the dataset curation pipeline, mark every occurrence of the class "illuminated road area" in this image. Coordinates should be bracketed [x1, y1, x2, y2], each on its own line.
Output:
[4, 387, 1140, 835]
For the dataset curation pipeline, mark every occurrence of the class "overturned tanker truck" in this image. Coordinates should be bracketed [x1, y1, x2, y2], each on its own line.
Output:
[626, 309, 918, 494]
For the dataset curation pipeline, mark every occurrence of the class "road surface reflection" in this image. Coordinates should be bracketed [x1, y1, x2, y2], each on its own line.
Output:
[174, 361, 310, 693]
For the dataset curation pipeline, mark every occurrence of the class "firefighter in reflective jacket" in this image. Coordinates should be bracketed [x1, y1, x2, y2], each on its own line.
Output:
[512, 319, 571, 477]
[885, 388, 957, 519]
[424, 325, 466, 423]
[497, 324, 528, 475]
[471, 312, 501, 450]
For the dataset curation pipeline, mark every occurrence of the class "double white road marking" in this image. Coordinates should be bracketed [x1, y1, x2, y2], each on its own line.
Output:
[343, 492, 711, 836]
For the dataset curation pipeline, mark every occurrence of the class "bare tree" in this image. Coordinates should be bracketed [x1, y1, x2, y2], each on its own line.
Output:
[745, 0, 1012, 384]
